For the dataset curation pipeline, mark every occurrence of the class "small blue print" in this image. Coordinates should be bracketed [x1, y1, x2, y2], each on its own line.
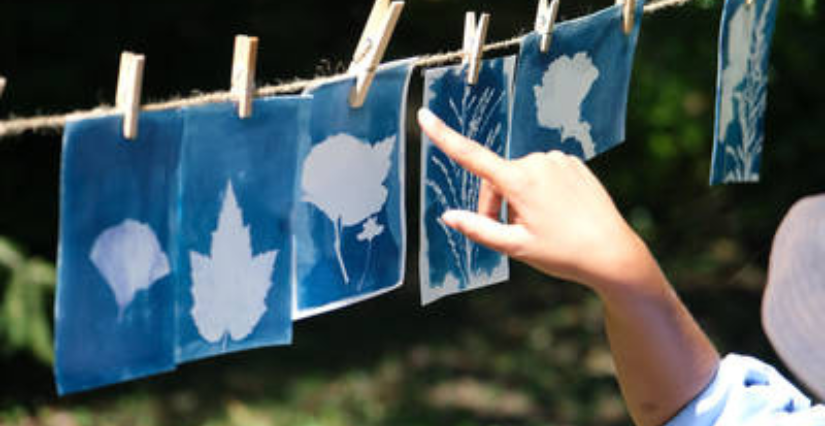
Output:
[293, 59, 415, 319]
[510, 2, 643, 161]
[420, 56, 515, 305]
[710, 0, 778, 184]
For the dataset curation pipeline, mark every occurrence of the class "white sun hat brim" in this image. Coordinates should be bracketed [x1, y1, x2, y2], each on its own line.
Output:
[762, 195, 825, 401]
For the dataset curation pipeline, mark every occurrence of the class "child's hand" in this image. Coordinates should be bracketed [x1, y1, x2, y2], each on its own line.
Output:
[418, 108, 649, 294]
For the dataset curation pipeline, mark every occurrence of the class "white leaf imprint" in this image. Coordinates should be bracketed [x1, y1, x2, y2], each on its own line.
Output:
[718, 0, 773, 183]
[719, 2, 755, 143]
[423, 62, 509, 297]
[357, 216, 384, 242]
[301, 133, 395, 283]
[90, 219, 170, 314]
[190, 181, 278, 343]
[534, 52, 599, 159]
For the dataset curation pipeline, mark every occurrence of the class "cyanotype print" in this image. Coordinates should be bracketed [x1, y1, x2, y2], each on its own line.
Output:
[710, 0, 778, 184]
[293, 59, 415, 319]
[175, 97, 310, 362]
[301, 133, 394, 285]
[510, 2, 643, 160]
[420, 56, 515, 305]
[55, 111, 182, 394]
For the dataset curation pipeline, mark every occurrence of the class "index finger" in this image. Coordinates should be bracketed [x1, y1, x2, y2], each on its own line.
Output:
[418, 108, 512, 188]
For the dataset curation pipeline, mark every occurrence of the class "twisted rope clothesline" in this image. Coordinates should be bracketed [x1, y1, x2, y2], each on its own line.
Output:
[0, 0, 696, 139]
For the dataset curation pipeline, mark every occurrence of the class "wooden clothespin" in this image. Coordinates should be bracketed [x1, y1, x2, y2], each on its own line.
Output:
[462, 12, 490, 85]
[0, 76, 6, 100]
[616, 0, 635, 35]
[348, 0, 405, 108]
[231, 35, 259, 119]
[115, 52, 145, 140]
[535, 0, 560, 53]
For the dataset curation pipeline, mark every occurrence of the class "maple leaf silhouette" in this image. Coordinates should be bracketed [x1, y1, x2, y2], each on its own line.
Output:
[189, 181, 278, 344]
[534, 52, 599, 159]
[301, 133, 394, 283]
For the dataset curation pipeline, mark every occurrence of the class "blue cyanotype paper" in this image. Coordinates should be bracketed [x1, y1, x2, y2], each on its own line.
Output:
[293, 59, 415, 319]
[420, 56, 515, 305]
[175, 97, 310, 362]
[510, 2, 643, 161]
[55, 111, 182, 395]
[710, 0, 778, 184]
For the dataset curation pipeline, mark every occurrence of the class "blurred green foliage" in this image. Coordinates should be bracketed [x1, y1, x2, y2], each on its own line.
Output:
[0, 0, 823, 424]
[0, 238, 55, 365]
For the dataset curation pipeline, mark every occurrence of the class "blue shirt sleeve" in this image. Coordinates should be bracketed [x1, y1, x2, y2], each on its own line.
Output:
[665, 354, 825, 426]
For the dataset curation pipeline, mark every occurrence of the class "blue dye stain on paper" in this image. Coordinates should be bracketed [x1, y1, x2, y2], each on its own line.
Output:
[293, 59, 415, 319]
[710, 0, 778, 184]
[175, 96, 310, 362]
[55, 111, 182, 395]
[420, 56, 515, 305]
[510, 1, 643, 161]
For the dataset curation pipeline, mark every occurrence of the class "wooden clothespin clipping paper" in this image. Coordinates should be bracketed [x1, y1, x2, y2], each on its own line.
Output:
[616, 0, 635, 34]
[462, 12, 490, 85]
[115, 52, 145, 140]
[348, 0, 405, 108]
[231, 35, 259, 119]
[535, 0, 560, 53]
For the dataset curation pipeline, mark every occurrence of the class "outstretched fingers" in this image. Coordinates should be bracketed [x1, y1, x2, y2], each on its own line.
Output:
[419, 108, 528, 256]
[418, 108, 513, 190]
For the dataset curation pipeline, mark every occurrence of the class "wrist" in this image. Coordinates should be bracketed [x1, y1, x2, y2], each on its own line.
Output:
[586, 232, 668, 303]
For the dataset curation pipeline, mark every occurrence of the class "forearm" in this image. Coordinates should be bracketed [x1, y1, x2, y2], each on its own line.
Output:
[415, 110, 721, 426]
[593, 240, 719, 426]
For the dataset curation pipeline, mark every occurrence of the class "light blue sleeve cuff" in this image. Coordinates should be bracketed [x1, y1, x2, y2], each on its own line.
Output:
[664, 354, 822, 426]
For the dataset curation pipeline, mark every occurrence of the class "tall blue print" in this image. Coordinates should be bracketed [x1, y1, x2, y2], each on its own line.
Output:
[710, 0, 778, 184]
[55, 111, 182, 394]
[420, 56, 515, 305]
[174, 97, 310, 362]
[293, 59, 415, 319]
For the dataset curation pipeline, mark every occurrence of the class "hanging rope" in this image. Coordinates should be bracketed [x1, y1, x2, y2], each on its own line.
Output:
[0, 0, 698, 139]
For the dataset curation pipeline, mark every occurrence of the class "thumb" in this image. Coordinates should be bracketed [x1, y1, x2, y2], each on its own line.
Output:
[441, 209, 529, 256]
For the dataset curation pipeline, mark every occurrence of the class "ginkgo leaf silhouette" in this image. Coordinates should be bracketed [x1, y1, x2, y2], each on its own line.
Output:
[90, 219, 170, 316]
[189, 181, 278, 344]
[534, 52, 599, 159]
[301, 133, 394, 283]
